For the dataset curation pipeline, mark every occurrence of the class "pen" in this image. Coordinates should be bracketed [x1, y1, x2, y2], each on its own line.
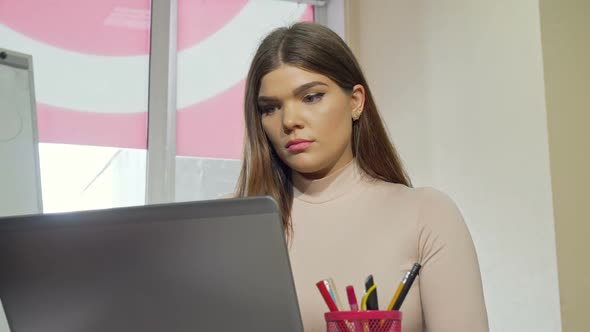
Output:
[327, 278, 344, 310]
[317, 280, 351, 332]
[323, 280, 338, 309]
[387, 271, 410, 310]
[391, 263, 422, 311]
[364, 275, 379, 310]
[316, 280, 339, 312]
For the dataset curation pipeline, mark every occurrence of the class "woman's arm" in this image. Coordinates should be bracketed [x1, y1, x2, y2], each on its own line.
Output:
[416, 188, 489, 332]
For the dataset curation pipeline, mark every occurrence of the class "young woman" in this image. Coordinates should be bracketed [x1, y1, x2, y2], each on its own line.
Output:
[235, 22, 489, 332]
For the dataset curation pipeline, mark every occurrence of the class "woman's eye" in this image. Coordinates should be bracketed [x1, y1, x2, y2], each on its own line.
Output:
[303, 93, 325, 103]
[260, 105, 280, 115]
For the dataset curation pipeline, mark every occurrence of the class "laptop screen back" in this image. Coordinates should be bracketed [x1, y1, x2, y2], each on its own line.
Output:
[0, 197, 303, 332]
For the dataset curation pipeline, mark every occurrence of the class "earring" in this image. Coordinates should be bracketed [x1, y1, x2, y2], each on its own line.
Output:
[352, 108, 363, 121]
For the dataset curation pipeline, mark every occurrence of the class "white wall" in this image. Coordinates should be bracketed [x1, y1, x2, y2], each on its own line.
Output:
[355, 1, 561, 331]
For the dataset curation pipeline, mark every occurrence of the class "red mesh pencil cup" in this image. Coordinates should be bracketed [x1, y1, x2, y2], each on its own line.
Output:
[325, 310, 402, 332]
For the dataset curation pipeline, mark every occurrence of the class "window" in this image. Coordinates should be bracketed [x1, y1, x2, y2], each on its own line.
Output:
[0, 0, 151, 213]
[0, 0, 320, 215]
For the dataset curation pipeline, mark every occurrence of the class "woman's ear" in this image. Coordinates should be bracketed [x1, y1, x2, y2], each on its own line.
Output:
[350, 84, 366, 121]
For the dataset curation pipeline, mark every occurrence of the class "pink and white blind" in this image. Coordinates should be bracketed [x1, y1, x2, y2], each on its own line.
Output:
[0, 0, 313, 160]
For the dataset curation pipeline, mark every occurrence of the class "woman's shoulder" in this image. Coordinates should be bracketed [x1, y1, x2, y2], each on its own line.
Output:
[368, 178, 453, 205]
[371, 178, 454, 203]
[404, 187, 468, 235]
[369, 181, 464, 223]
[408, 186, 457, 207]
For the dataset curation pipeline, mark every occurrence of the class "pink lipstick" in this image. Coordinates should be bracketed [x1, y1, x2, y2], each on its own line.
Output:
[286, 139, 314, 152]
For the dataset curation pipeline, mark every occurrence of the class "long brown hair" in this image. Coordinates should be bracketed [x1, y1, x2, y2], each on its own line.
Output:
[236, 22, 411, 237]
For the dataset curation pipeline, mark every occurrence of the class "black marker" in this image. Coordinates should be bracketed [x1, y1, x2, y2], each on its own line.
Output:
[364, 274, 379, 310]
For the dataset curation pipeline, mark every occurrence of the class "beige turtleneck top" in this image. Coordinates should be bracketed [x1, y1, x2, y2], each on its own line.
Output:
[288, 160, 489, 332]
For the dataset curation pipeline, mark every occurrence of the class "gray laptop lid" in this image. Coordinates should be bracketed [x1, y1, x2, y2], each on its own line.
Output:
[0, 196, 303, 332]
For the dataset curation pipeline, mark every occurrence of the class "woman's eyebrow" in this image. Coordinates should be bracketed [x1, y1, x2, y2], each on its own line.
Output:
[257, 81, 328, 103]
[257, 96, 279, 104]
[292, 81, 328, 96]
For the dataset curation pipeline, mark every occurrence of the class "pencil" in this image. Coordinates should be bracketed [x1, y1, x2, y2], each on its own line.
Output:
[387, 271, 410, 310]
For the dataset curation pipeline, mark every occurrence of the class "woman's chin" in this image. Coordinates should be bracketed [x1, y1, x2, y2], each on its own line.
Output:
[285, 158, 325, 177]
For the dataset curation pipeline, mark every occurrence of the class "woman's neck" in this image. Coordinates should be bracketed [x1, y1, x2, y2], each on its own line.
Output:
[292, 159, 365, 204]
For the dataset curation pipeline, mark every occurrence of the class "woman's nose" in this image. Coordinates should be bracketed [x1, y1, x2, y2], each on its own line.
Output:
[282, 104, 304, 132]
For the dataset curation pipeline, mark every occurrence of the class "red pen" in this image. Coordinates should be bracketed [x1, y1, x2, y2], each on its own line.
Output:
[316, 281, 339, 312]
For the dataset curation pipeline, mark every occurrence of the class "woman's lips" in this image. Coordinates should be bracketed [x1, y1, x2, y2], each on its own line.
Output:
[286, 140, 314, 152]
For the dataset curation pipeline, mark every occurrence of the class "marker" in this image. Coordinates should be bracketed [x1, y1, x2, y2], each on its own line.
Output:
[392, 263, 422, 311]
[361, 283, 377, 310]
[364, 275, 379, 310]
[346, 285, 359, 310]
[346, 286, 364, 332]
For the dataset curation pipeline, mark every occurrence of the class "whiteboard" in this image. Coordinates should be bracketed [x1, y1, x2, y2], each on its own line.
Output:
[0, 48, 42, 217]
[0, 298, 8, 332]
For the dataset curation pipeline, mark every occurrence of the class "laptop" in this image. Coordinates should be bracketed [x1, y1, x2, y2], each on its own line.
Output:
[0, 196, 303, 332]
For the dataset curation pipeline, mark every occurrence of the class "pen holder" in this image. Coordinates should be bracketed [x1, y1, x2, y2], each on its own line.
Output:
[325, 310, 402, 332]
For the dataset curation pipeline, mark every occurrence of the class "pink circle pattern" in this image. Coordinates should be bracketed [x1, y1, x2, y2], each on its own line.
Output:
[0, 0, 248, 55]
[0, 2, 314, 158]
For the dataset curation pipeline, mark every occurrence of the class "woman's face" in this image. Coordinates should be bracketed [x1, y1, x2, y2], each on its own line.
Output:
[258, 65, 365, 179]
